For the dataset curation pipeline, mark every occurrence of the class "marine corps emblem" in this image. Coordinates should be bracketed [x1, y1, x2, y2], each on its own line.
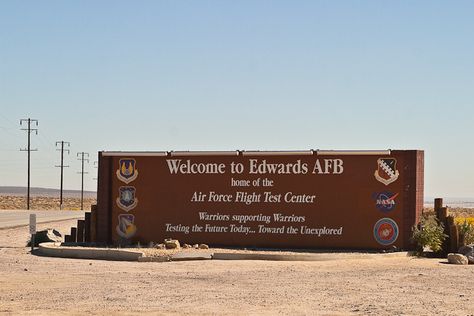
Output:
[116, 186, 138, 212]
[116, 214, 137, 239]
[373, 218, 399, 246]
[116, 158, 138, 184]
[374, 158, 399, 186]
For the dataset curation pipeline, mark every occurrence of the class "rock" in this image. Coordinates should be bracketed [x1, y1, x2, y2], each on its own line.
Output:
[164, 239, 180, 249]
[155, 243, 166, 250]
[29, 229, 62, 246]
[193, 244, 199, 249]
[447, 253, 468, 265]
[458, 245, 474, 264]
[198, 243, 209, 249]
[182, 244, 192, 249]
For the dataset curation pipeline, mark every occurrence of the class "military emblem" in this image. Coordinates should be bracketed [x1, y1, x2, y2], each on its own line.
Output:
[116, 186, 138, 212]
[116, 214, 137, 239]
[116, 158, 138, 184]
[373, 218, 398, 246]
[372, 191, 399, 212]
[374, 158, 399, 185]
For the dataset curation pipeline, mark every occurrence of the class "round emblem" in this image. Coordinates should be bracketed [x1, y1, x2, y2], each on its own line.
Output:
[373, 218, 399, 245]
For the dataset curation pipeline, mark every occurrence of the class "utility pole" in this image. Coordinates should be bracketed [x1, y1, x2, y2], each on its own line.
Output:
[77, 152, 89, 210]
[55, 141, 70, 210]
[20, 118, 38, 210]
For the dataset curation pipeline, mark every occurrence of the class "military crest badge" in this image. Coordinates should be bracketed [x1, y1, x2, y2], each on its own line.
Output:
[116, 214, 137, 239]
[374, 158, 399, 186]
[116, 186, 138, 212]
[116, 158, 138, 184]
[373, 218, 399, 246]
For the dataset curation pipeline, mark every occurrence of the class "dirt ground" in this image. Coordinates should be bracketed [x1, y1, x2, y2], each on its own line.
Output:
[0, 195, 96, 211]
[0, 220, 473, 315]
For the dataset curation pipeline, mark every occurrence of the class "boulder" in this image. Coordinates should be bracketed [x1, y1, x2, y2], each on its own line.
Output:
[198, 243, 209, 249]
[164, 239, 180, 249]
[193, 244, 199, 249]
[155, 243, 166, 250]
[447, 253, 468, 265]
[458, 245, 474, 264]
[29, 229, 62, 246]
[182, 244, 192, 249]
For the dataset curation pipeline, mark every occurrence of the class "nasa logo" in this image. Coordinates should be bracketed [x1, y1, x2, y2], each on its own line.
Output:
[116, 186, 138, 212]
[374, 158, 399, 186]
[373, 218, 399, 246]
[372, 191, 398, 212]
[116, 158, 139, 184]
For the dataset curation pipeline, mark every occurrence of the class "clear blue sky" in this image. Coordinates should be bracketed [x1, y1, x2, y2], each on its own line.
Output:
[0, 1, 473, 196]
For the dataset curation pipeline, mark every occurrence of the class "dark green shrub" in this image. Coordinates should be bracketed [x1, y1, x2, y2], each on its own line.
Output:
[412, 215, 447, 254]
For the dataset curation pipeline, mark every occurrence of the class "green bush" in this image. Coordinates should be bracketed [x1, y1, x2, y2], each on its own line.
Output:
[412, 215, 447, 253]
[457, 219, 474, 246]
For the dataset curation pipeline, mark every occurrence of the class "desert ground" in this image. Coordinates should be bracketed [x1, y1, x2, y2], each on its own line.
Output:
[0, 195, 96, 211]
[0, 219, 473, 315]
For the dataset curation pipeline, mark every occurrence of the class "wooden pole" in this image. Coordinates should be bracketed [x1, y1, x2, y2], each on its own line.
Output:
[438, 207, 448, 223]
[434, 198, 443, 219]
[449, 224, 459, 253]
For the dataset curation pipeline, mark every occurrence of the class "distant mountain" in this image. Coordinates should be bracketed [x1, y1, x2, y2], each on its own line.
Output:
[424, 197, 474, 208]
[0, 186, 96, 198]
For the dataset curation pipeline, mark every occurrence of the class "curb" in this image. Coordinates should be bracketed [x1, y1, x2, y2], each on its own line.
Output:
[171, 252, 213, 261]
[212, 251, 412, 261]
[212, 253, 332, 261]
[38, 242, 144, 261]
[37, 243, 413, 262]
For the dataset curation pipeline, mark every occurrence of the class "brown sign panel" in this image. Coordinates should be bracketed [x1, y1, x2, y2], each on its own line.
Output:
[96, 150, 424, 250]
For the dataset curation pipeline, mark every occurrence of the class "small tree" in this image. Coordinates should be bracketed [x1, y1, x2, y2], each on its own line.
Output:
[412, 215, 447, 254]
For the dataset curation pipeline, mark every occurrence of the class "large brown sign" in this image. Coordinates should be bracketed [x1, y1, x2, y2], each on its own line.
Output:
[96, 150, 424, 250]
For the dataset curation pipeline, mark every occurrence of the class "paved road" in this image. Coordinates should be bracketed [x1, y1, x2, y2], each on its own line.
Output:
[0, 210, 85, 229]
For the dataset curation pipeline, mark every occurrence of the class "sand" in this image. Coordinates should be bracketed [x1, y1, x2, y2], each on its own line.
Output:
[0, 219, 473, 315]
[0, 195, 96, 211]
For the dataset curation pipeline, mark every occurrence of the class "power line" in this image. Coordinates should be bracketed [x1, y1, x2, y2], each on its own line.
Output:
[77, 152, 89, 210]
[55, 141, 70, 210]
[20, 118, 38, 210]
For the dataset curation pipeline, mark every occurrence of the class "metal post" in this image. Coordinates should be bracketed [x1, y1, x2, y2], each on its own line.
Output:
[31, 234, 35, 252]
[29, 213, 36, 252]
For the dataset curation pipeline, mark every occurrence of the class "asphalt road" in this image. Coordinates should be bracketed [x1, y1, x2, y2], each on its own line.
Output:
[0, 210, 85, 229]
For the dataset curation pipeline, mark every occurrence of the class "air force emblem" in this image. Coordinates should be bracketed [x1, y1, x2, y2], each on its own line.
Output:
[116, 214, 137, 239]
[374, 158, 399, 186]
[116, 186, 138, 212]
[116, 158, 138, 184]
